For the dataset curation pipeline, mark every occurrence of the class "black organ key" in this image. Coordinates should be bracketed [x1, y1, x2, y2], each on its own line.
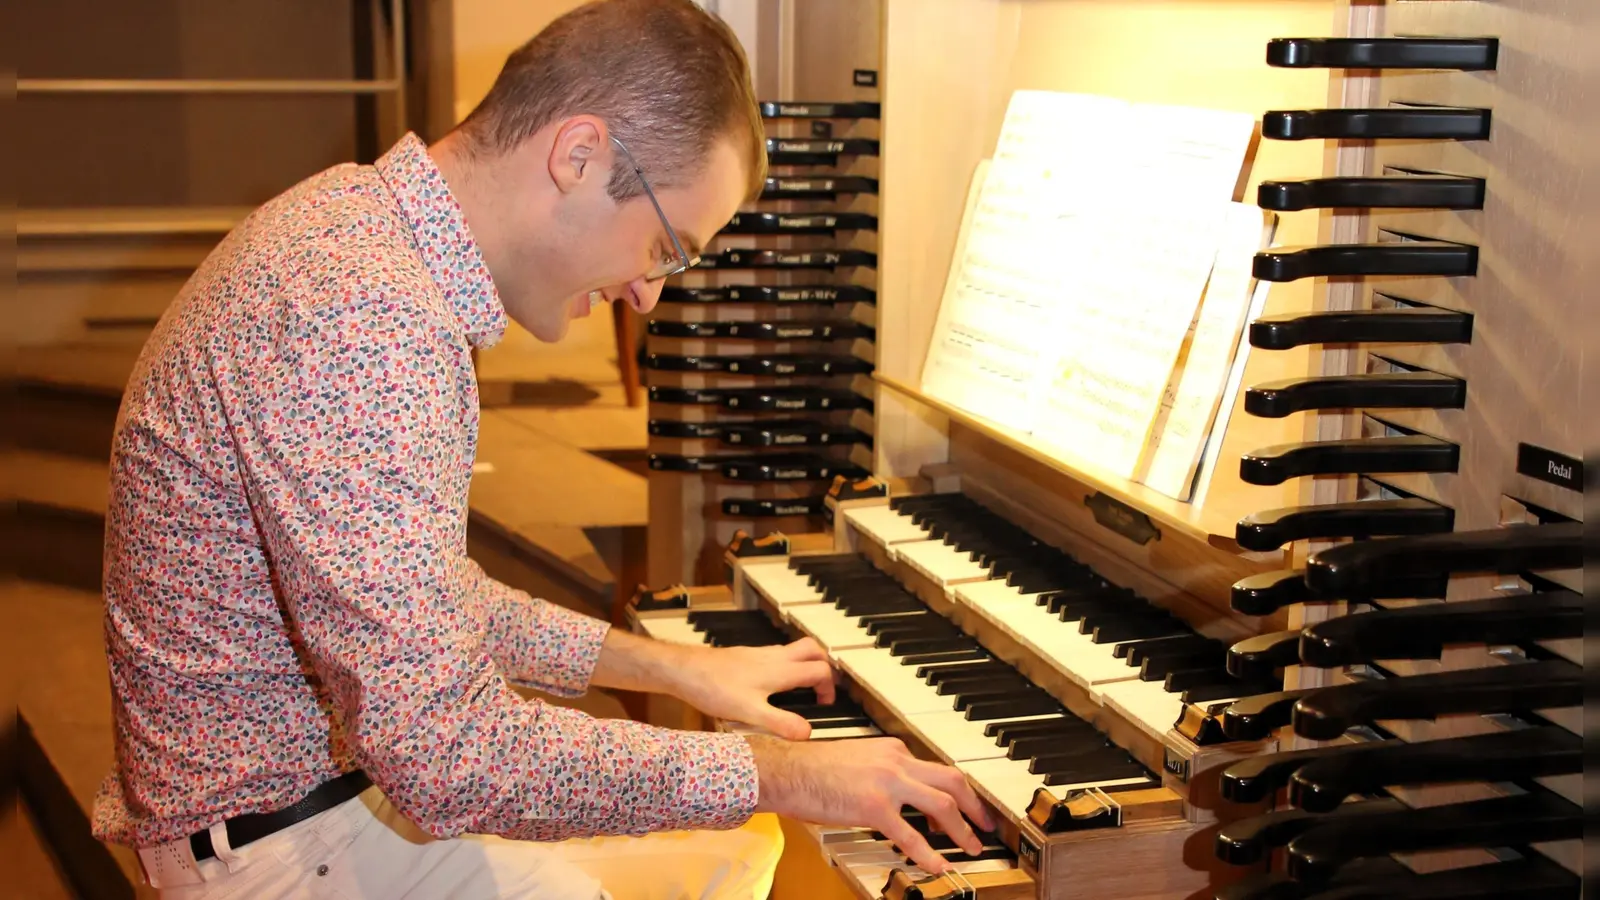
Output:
[1256, 174, 1486, 212]
[784, 707, 873, 729]
[964, 694, 1065, 721]
[888, 637, 980, 657]
[1164, 667, 1251, 694]
[935, 675, 1030, 697]
[1120, 633, 1217, 663]
[1041, 755, 1151, 787]
[1248, 306, 1474, 350]
[861, 613, 936, 635]
[899, 648, 990, 666]
[1265, 37, 1499, 71]
[1008, 733, 1110, 762]
[1088, 616, 1190, 645]
[1261, 106, 1491, 142]
[1304, 521, 1583, 597]
[1141, 650, 1228, 684]
[921, 656, 1004, 675]
[765, 688, 820, 708]
[986, 718, 1087, 745]
[1239, 435, 1460, 486]
[1234, 498, 1455, 552]
[953, 686, 1047, 713]
[1181, 679, 1282, 706]
[1290, 658, 1582, 741]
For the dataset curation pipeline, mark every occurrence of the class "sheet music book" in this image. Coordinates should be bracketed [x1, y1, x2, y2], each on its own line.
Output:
[920, 89, 1259, 484]
[1139, 204, 1279, 500]
[1189, 271, 1276, 512]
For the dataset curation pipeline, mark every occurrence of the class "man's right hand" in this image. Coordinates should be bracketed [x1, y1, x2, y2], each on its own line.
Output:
[743, 733, 998, 874]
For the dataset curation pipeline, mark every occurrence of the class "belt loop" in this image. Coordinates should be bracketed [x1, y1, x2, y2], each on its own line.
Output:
[208, 820, 246, 874]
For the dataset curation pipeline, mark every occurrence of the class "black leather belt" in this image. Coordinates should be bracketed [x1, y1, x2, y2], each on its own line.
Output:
[191, 770, 372, 861]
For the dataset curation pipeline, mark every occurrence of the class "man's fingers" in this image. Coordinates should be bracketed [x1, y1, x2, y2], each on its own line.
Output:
[798, 660, 836, 705]
[900, 781, 982, 857]
[785, 636, 829, 662]
[905, 758, 995, 832]
[878, 813, 948, 875]
[760, 708, 813, 742]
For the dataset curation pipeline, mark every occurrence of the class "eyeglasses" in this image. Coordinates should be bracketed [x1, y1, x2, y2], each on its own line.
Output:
[611, 135, 701, 281]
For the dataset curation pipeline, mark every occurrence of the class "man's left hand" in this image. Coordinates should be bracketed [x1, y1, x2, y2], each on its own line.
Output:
[672, 637, 837, 740]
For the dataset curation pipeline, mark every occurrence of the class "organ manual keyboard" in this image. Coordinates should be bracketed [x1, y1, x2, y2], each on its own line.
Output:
[629, 473, 1297, 899]
[628, 1, 1590, 898]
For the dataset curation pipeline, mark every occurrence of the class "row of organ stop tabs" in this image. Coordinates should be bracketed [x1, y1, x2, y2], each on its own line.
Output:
[631, 1, 1587, 899]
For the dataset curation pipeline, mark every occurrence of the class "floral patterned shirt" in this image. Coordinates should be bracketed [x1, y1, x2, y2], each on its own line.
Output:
[92, 132, 758, 848]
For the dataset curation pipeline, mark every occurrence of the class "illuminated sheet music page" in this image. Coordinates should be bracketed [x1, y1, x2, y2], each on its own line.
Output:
[1027, 199, 1230, 478]
[1139, 204, 1279, 500]
[920, 159, 1048, 431]
[919, 90, 1257, 465]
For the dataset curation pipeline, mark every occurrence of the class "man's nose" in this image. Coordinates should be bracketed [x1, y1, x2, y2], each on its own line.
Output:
[628, 277, 663, 315]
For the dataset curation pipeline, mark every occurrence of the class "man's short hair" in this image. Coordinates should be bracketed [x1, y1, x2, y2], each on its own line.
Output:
[456, 0, 767, 203]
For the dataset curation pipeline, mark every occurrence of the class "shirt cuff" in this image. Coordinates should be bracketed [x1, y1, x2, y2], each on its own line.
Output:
[663, 728, 761, 831]
[529, 601, 610, 697]
[480, 578, 610, 698]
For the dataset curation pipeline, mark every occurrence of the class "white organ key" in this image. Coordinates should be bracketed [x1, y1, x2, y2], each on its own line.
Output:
[727, 721, 883, 741]
[958, 758, 1152, 825]
[904, 709, 1065, 762]
[895, 539, 995, 586]
[1099, 677, 1186, 743]
[787, 603, 880, 651]
[638, 616, 710, 646]
[743, 562, 826, 607]
[837, 647, 966, 714]
[843, 504, 933, 549]
[956, 580, 1141, 695]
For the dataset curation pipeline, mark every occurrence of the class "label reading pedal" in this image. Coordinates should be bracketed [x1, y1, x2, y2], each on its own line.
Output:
[1516, 442, 1582, 492]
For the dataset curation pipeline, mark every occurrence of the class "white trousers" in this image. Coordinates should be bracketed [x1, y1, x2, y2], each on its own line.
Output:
[148, 787, 785, 900]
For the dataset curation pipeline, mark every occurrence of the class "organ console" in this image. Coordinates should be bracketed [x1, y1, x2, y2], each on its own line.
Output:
[632, 1, 1589, 897]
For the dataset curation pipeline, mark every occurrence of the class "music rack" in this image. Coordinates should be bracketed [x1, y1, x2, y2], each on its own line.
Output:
[632, 2, 1587, 899]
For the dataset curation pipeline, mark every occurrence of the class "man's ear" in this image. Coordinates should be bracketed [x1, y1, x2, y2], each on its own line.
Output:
[548, 116, 608, 195]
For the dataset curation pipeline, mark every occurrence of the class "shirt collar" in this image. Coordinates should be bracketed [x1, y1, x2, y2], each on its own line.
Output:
[375, 132, 508, 349]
